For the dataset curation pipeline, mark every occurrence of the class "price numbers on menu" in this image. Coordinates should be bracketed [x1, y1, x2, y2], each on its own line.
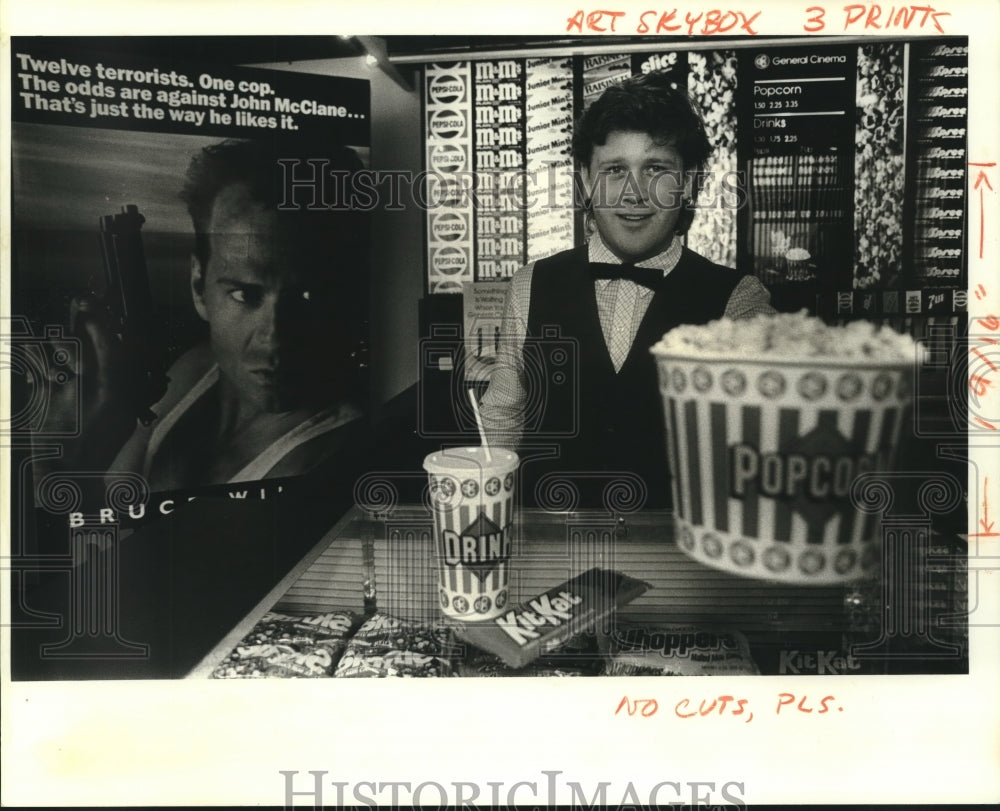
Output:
[755, 99, 800, 111]
[756, 133, 799, 147]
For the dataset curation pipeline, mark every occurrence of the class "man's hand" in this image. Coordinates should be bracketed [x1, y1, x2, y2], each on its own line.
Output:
[34, 295, 137, 471]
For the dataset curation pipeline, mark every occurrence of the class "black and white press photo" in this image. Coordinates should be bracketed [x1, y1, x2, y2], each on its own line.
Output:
[3, 8, 998, 808]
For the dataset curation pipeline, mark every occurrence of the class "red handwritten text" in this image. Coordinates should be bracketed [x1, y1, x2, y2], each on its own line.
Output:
[802, 4, 950, 33]
[567, 9, 761, 35]
[675, 695, 753, 723]
[615, 695, 659, 716]
[636, 9, 760, 34]
[776, 693, 841, 714]
[566, 9, 627, 32]
[616, 694, 846, 721]
[803, 6, 826, 31]
[843, 4, 950, 32]
[968, 289, 999, 430]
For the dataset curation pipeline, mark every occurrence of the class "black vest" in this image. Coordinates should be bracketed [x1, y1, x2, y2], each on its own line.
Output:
[523, 244, 745, 510]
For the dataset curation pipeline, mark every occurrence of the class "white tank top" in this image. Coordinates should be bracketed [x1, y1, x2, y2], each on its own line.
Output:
[143, 364, 355, 482]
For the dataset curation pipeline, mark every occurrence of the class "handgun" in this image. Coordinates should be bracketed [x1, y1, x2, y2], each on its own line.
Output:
[98, 205, 169, 426]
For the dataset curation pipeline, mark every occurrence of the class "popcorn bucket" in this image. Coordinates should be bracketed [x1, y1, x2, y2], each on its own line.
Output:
[650, 345, 914, 584]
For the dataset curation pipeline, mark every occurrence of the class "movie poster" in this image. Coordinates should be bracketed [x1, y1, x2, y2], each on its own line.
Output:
[9, 38, 371, 678]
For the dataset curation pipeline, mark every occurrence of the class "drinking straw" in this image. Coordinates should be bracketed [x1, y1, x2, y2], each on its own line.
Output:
[467, 388, 493, 462]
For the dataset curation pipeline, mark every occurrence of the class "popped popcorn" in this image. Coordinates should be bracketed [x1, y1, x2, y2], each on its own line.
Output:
[651, 310, 919, 362]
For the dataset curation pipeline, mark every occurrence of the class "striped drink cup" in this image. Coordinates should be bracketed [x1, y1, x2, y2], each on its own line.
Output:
[650, 347, 914, 584]
[423, 447, 518, 620]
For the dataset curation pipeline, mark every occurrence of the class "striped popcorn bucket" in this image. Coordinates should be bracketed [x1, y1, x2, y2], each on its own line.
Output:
[423, 448, 518, 619]
[649, 352, 914, 584]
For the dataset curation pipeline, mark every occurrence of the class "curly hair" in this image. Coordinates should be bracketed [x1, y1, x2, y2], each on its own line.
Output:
[572, 71, 712, 178]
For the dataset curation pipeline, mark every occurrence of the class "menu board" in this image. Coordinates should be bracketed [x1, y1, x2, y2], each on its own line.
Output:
[740, 46, 856, 290]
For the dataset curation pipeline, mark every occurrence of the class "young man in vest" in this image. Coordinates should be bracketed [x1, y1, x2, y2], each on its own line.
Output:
[479, 71, 773, 509]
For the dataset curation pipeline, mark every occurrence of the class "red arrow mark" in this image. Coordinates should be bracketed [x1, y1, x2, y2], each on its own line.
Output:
[970, 163, 996, 260]
[982, 476, 995, 534]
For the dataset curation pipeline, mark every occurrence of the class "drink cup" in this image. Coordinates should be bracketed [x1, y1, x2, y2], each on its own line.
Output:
[423, 447, 518, 620]
[651, 316, 916, 585]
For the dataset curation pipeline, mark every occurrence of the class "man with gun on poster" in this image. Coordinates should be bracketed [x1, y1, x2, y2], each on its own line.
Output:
[30, 136, 369, 495]
[97, 204, 170, 427]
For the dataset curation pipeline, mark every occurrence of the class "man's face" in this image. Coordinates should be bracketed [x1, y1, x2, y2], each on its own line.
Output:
[583, 130, 693, 263]
[191, 182, 342, 413]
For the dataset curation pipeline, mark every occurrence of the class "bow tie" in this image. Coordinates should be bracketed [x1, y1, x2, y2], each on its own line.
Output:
[589, 262, 663, 290]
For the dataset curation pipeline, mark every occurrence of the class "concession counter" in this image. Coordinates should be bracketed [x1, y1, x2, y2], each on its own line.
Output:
[188, 503, 968, 679]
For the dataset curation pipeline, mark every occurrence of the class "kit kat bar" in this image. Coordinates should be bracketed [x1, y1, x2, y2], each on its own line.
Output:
[453, 567, 651, 669]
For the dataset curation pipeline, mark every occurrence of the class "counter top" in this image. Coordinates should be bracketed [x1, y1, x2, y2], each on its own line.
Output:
[189, 504, 877, 677]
